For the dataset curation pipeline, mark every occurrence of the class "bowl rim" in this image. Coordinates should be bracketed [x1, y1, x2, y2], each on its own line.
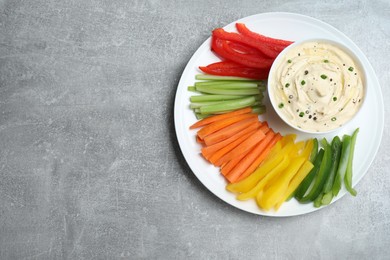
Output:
[267, 38, 367, 135]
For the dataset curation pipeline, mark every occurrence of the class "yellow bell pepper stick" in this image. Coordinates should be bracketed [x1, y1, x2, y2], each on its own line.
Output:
[265, 140, 308, 189]
[274, 161, 314, 210]
[237, 155, 290, 201]
[226, 141, 294, 194]
[281, 134, 297, 146]
[257, 156, 306, 210]
[299, 139, 314, 160]
[262, 141, 282, 163]
[289, 140, 305, 158]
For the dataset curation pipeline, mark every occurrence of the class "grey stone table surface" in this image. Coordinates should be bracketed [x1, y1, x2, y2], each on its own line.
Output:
[1, 0, 389, 259]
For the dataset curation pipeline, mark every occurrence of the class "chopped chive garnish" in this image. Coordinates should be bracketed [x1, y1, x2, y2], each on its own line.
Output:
[285, 83, 290, 88]
[333, 97, 337, 101]
[287, 59, 292, 63]
[299, 112, 305, 117]
[321, 74, 327, 79]
[279, 103, 284, 108]
[301, 80, 306, 85]
[331, 117, 337, 121]
[348, 67, 354, 72]
[324, 59, 329, 63]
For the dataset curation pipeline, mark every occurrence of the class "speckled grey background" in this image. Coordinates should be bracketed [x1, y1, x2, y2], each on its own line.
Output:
[0, 0, 389, 259]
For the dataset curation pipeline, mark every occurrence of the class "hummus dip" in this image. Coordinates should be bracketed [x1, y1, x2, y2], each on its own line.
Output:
[269, 40, 364, 132]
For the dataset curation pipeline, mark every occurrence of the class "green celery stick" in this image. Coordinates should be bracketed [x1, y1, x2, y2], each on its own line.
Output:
[195, 85, 260, 95]
[190, 101, 223, 109]
[199, 96, 256, 114]
[190, 95, 246, 102]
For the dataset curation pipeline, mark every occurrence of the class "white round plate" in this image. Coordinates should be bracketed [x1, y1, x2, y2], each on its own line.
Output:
[174, 12, 384, 217]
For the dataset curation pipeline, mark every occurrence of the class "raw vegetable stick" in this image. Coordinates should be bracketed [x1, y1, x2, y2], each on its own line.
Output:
[299, 142, 332, 203]
[199, 64, 269, 80]
[224, 124, 272, 174]
[226, 140, 294, 193]
[194, 81, 260, 89]
[195, 73, 259, 81]
[208, 130, 256, 165]
[196, 135, 204, 144]
[258, 157, 306, 210]
[236, 133, 282, 182]
[203, 116, 259, 146]
[225, 130, 275, 183]
[215, 128, 266, 166]
[212, 28, 278, 60]
[197, 113, 257, 140]
[190, 94, 247, 102]
[274, 161, 314, 210]
[344, 128, 359, 196]
[190, 107, 252, 130]
[220, 124, 270, 176]
[294, 149, 325, 201]
[201, 122, 260, 159]
[220, 148, 252, 177]
[237, 156, 290, 201]
[211, 36, 273, 69]
[235, 23, 293, 47]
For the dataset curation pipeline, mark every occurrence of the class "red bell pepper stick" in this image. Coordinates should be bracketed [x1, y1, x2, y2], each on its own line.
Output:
[199, 61, 270, 80]
[211, 36, 273, 69]
[212, 28, 279, 59]
[235, 23, 294, 47]
[225, 41, 264, 56]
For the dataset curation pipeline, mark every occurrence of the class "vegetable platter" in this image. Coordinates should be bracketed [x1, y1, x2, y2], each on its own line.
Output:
[174, 12, 384, 216]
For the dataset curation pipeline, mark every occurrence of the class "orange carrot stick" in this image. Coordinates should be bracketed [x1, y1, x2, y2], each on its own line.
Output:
[196, 135, 205, 144]
[221, 123, 270, 175]
[258, 123, 270, 135]
[225, 131, 275, 183]
[215, 128, 266, 166]
[197, 113, 257, 140]
[221, 145, 254, 176]
[235, 133, 282, 182]
[208, 130, 256, 165]
[201, 122, 260, 160]
[189, 107, 252, 129]
[203, 116, 259, 146]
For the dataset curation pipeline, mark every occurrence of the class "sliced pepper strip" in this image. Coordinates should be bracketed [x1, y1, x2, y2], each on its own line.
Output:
[294, 149, 324, 200]
[313, 137, 342, 207]
[235, 23, 293, 47]
[323, 136, 342, 193]
[212, 28, 279, 59]
[225, 40, 265, 56]
[258, 156, 306, 210]
[199, 61, 270, 80]
[345, 128, 359, 196]
[299, 141, 332, 203]
[211, 37, 271, 69]
[332, 135, 352, 196]
[219, 38, 274, 68]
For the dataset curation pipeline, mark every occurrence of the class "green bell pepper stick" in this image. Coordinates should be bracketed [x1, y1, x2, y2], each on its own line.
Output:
[314, 136, 342, 207]
[345, 128, 359, 196]
[332, 135, 352, 197]
[323, 136, 342, 193]
[314, 193, 323, 208]
[309, 138, 319, 163]
[299, 141, 332, 203]
[294, 149, 324, 201]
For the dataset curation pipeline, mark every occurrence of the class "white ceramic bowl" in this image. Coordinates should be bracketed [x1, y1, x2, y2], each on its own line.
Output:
[268, 38, 367, 134]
